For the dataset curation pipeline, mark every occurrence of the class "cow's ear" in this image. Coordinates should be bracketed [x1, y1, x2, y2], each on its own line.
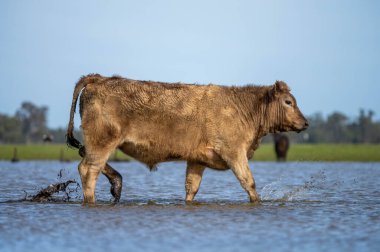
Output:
[273, 81, 290, 96]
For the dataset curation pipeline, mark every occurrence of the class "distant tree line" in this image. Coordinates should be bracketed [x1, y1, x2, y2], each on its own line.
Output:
[269, 110, 380, 144]
[0, 102, 379, 144]
[0, 102, 81, 144]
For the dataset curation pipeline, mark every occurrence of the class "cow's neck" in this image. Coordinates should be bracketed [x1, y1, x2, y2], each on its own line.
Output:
[234, 85, 272, 140]
[251, 88, 274, 136]
[261, 102, 274, 134]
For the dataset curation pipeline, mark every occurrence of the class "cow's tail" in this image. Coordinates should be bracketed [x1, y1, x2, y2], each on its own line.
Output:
[66, 74, 102, 156]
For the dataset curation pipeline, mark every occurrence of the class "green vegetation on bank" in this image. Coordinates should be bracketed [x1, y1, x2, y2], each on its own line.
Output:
[254, 144, 380, 162]
[0, 144, 131, 162]
[0, 144, 379, 162]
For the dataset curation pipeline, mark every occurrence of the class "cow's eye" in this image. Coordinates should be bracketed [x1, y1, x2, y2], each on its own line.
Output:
[285, 100, 292, 106]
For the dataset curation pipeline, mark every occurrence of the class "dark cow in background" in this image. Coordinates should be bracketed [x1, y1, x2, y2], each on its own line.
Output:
[66, 74, 308, 204]
[273, 133, 290, 162]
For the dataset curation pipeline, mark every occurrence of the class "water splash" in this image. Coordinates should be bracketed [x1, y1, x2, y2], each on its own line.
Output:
[23, 169, 81, 202]
[28, 180, 79, 202]
[261, 170, 327, 202]
[260, 175, 286, 201]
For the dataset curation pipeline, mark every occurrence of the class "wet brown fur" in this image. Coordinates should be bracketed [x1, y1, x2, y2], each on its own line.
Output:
[67, 74, 308, 204]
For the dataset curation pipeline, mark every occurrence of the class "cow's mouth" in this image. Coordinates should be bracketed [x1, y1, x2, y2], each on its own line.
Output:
[293, 120, 309, 133]
[293, 125, 307, 133]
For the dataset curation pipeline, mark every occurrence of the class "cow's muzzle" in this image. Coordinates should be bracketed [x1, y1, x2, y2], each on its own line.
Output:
[296, 120, 309, 133]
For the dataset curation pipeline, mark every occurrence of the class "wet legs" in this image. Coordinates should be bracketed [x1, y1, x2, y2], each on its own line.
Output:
[229, 155, 260, 203]
[102, 163, 122, 203]
[185, 162, 205, 202]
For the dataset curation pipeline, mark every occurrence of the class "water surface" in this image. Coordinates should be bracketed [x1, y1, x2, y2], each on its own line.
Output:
[0, 161, 379, 251]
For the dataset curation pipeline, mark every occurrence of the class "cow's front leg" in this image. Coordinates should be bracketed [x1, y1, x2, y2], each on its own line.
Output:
[229, 155, 260, 203]
[185, 162, 205, 202]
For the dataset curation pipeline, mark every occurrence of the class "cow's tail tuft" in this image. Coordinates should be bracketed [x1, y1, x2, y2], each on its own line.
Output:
[66, 74, 102, 156]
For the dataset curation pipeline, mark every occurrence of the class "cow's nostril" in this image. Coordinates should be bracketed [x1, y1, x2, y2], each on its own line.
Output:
[305, 121, 309, 127]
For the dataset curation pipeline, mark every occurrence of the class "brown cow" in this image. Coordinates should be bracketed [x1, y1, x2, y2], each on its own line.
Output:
[66, 74, 308, 204]
[273, 133, 290, 162]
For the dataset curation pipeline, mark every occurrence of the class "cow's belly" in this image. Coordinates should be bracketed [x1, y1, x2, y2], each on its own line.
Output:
[118, 141, 176, 168]
[118, 141, 229, 170]
[118, 118, 201, 163]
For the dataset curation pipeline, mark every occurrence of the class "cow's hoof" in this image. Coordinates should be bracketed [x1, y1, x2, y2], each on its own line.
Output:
[82, 202, 97, 207]
[249, 199, 261, 206]
[185, 199, 194, 205]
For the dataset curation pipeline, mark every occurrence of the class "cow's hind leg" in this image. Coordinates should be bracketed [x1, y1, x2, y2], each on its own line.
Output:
[78, 153, 109, 205]
[102, 163, 122, 203]
[78, 146, 122, 203]
[185, 162, 205, 202]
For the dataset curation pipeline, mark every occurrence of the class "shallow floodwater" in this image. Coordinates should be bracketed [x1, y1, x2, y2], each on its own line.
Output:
[0, 161, 379, 252]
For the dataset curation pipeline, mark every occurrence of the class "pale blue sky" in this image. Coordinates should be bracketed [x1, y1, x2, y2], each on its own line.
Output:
[0, 0, 379, 128]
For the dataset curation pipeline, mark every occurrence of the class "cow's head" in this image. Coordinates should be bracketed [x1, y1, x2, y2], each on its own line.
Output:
[267, 81, 308, 133]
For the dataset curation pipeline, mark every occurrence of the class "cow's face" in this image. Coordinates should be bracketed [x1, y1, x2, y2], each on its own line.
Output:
[270, 81, 309, 133]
